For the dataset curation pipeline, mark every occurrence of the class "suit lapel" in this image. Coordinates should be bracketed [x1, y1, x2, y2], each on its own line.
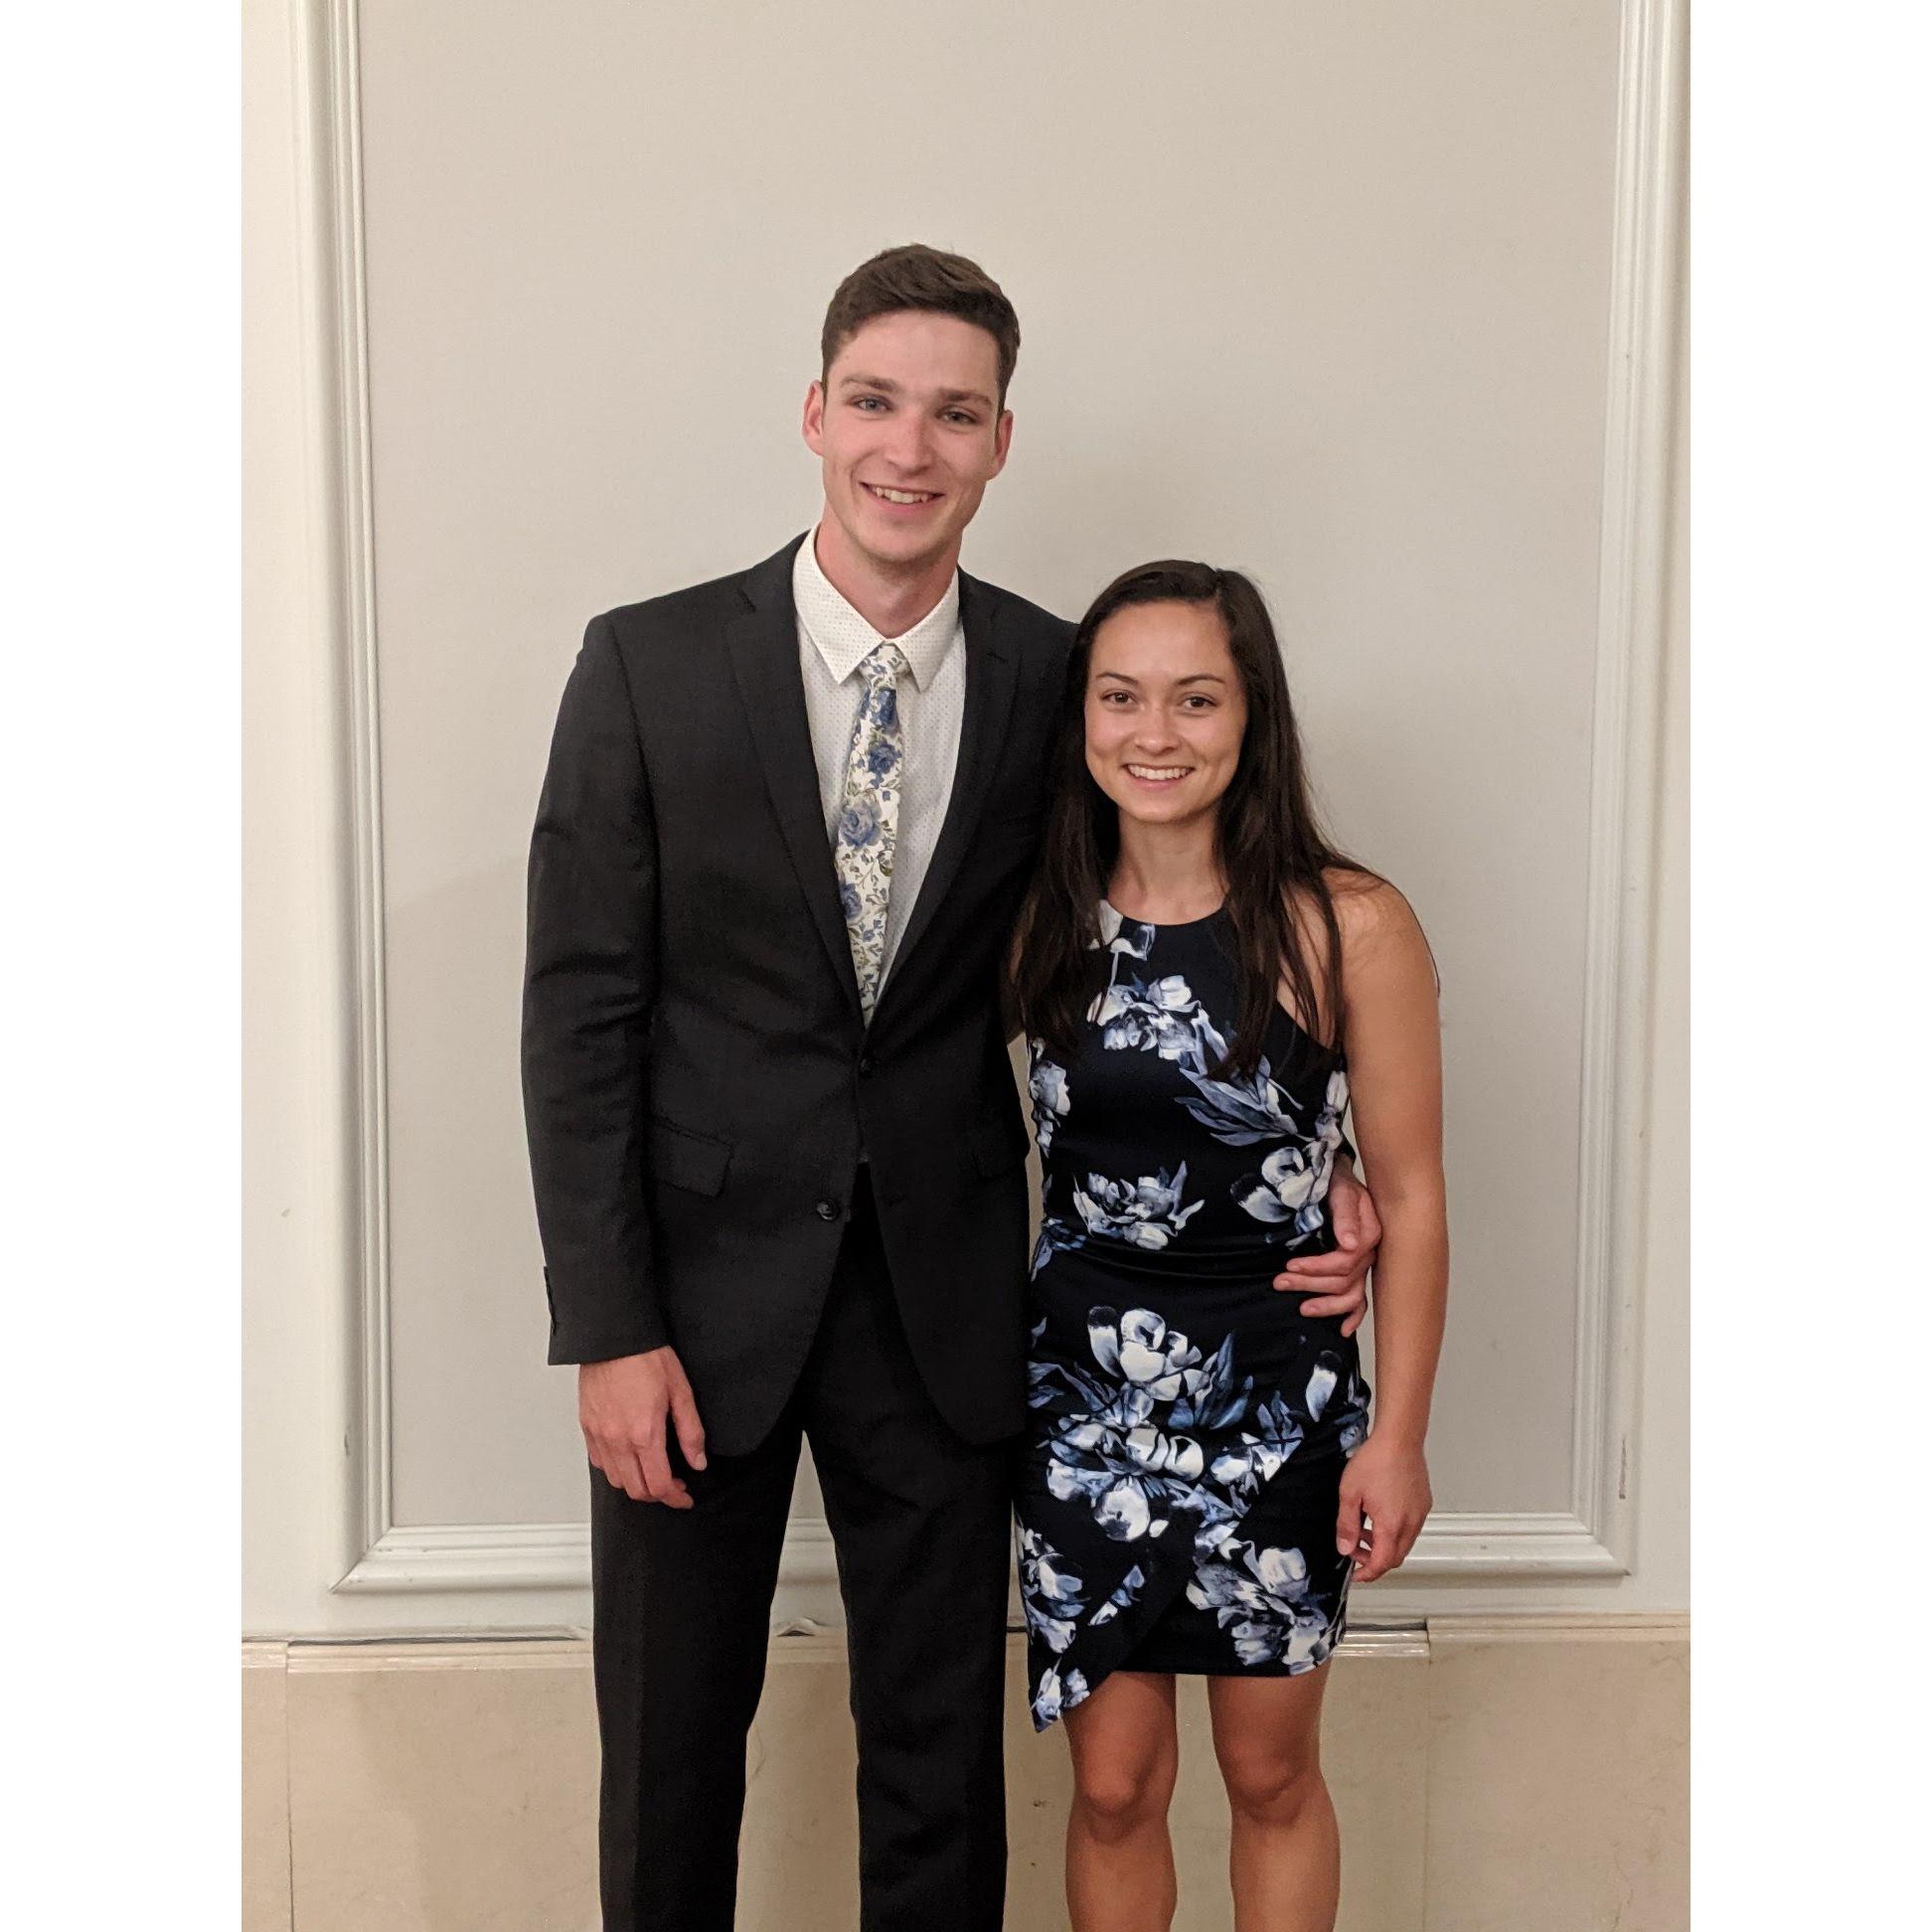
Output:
[724, 537, 863, 1018]
[882, 569, 1023, 997]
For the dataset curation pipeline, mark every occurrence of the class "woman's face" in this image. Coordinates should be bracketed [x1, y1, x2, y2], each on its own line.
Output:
[1083, 599, 1249, 830]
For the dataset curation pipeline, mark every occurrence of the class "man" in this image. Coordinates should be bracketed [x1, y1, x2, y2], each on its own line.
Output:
[522, 244, 1379, 1930]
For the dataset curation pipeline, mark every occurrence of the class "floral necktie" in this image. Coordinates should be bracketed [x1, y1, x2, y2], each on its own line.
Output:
[835, 640, 911, 1020]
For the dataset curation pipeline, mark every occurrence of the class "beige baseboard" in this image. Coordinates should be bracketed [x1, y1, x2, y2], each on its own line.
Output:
[244, 1616, 1688, 1931]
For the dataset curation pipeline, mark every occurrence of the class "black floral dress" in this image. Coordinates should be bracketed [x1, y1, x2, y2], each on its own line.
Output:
[1017, 902, 1371, 1729]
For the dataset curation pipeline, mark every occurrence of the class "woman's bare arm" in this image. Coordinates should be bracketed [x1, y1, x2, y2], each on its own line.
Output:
[1332, 878, 1447, 1582]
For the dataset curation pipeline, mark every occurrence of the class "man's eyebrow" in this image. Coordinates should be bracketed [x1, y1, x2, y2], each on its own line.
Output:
[836, 373, 995, 410]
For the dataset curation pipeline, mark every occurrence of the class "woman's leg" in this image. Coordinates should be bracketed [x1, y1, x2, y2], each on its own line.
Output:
[1207, 1668, 1340, 1932]
[1061, 1669, 1182, 1932]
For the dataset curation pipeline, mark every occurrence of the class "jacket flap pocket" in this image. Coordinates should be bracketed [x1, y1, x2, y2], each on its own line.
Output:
[970, 1110, 1031, 1178]
[648, 1117, 732, 1197]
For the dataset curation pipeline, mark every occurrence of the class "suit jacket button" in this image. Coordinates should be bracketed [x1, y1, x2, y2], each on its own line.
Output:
[815, 1199, 840, 1221]
[858, 1054, 875, 1076]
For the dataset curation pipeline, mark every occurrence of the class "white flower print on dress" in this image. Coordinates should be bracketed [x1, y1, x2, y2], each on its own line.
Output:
[1096, 902, 1153, 960]
[1028, 1052, 1071, 1159]
[1305, 1357, 1338, 1422]
[1093, 973, 1230, 1067]
[1045, 1416, 1184, 1541]
[1089, 1563, 1148, 1627]
[1031, 1214, 1083, 1277]
[1090, 1307, 1202, 1400]
[1032, 1663, 1091, 1726]
[1208, 1391, 1308, 1503]
[1072, 1166, 1204, 1249]
[1036, 1308, 1253, 1550]
[1331, 1363, 1370, 1454]
[1179, 1054, 1303, 1145]
[1187, 1537, 1345, 1671]
[1230, 1068, 1349, 1235]
[1016, 1526, 1088, 1655]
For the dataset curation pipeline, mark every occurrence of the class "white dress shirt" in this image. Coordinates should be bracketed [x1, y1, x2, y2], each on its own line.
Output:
[792, 526, 966, 982]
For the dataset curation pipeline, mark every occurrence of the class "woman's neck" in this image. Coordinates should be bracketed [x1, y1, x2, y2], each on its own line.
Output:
[1107, 815, 1225, 924]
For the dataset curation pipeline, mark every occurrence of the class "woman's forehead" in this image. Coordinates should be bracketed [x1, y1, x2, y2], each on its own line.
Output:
[1090, 600, 1233, 676]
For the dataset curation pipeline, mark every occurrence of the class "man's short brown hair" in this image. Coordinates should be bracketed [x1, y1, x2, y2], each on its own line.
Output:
[820, 244, 1021, 407]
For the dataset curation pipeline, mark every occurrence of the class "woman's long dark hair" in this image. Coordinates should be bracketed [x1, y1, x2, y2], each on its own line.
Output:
[1013, 561, 1372, 1080]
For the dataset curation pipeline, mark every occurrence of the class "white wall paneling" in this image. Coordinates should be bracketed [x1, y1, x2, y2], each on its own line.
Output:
[271, 0, 1685, 1616]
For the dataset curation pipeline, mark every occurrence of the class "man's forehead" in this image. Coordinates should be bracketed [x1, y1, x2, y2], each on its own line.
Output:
[828, 312, 1001, 391]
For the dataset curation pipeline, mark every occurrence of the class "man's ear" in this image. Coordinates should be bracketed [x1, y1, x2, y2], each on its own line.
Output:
[802, 381, 827, 455]
[990, 407, 1015, 476]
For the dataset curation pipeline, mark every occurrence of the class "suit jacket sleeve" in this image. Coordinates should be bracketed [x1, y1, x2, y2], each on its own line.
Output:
[522, 613, 669, 1363]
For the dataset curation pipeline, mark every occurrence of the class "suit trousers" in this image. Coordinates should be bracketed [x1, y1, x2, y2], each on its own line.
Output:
[589, 1172, 1018, 1929]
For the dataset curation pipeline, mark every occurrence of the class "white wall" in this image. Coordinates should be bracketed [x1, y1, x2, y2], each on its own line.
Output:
[244, 0, 1686, 1634]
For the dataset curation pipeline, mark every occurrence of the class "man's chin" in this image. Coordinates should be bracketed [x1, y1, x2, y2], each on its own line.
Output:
[853, 520, 957, 575]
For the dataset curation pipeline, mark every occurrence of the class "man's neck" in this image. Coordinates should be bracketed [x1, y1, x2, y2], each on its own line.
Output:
[812, 516, 959, 639]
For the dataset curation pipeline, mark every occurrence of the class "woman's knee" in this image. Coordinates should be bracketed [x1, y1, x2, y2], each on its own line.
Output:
[1217, 1743, 1325, 1824]
[1072, 1752, 1178, 1839]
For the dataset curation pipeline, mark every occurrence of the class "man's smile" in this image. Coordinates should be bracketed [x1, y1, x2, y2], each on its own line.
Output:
[863, 482, 942, 506]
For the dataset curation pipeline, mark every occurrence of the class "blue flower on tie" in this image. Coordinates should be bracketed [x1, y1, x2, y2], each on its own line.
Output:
[839, 880, 862, 919]
[866, 737, 897, 781]
[839, 796, 881, 847]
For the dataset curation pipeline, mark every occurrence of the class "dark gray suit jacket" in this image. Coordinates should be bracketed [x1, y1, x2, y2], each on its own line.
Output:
[522, 535, 1073, 1455]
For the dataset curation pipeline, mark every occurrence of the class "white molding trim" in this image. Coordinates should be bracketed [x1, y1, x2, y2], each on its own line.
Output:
[260, 1616, 1686, 1673]
[310, 0, 1684, 1598]
[338, 1518, 838, 1594]
[1565, 0, 1684, 1578]
[299, 0, 393, 1592]
[334, 1508, 1618, 1595]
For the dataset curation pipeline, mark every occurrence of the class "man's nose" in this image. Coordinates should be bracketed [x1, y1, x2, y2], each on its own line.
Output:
[884, 412, 934, 472]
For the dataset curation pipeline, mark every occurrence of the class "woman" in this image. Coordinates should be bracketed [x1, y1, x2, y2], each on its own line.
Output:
[1010, 562, 1447, 1930]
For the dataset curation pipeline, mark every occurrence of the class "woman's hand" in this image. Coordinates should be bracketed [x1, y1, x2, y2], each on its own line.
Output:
[1335, 1433, 1432, 1583]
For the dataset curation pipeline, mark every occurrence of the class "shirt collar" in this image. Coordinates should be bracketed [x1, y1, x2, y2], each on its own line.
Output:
[792, 523, 961, 693]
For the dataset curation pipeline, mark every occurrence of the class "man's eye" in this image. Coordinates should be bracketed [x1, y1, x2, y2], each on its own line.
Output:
[945, 410, 979, 425]
[853, 396, 886, 410]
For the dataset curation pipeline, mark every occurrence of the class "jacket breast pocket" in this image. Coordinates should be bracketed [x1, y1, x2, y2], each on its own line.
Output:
[648, 1117, 732, 1197]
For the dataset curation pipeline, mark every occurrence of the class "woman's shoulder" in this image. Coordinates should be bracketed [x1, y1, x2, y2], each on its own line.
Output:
[1322, 868, 1422, 949]
[1280, 868, 1414, 952]
[1318, 870, 1437, 1015]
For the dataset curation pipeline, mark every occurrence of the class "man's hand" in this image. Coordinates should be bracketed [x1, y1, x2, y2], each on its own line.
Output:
[1271, 1164, 1382, 1336]
[580, 1347, 708, 1508]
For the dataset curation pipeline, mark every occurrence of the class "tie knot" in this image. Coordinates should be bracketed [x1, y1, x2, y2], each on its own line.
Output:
[861, 640, 911, 692]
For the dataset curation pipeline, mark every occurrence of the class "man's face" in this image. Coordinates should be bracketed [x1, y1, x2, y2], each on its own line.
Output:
[803, 310, 1013, 575]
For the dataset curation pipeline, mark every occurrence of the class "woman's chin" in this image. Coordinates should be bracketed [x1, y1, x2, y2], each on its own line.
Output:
[1107, 788, 1208, 828]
